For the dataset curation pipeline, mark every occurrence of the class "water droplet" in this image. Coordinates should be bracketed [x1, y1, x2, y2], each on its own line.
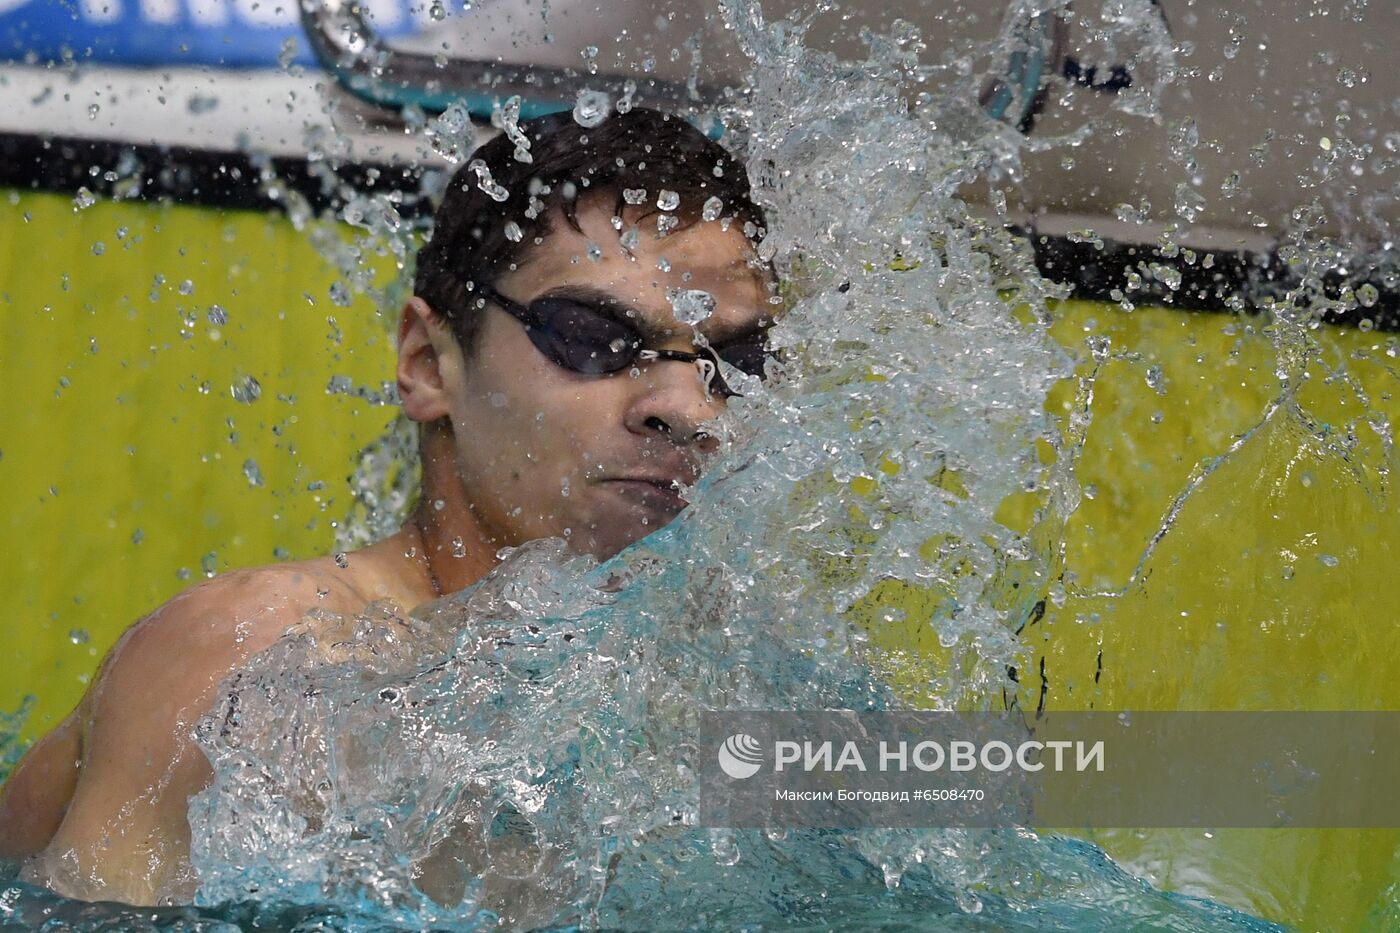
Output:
[1144, 364, 1167, 396]
[616, 79, 637, 115]
[1113, 202, 1147, 225]
[656, 189, 681, 211]
[427, 101, 474, 163]
[451, 536, 466, 558]
[231, 375, 261, 403]
[710, 829, 741, 866]
[72, 187, 96, 211]
[668, 288, 716, 325]
[334, 552, 349, 569]
[954, 888, 984, 914]
[504, 221, 523, 242]
[1067, 228, 1104, 250]
[702, 196, 724, 221]
[1173, 183, 1206, 223]
[187, 94, 219, 115]
[623, 187, 647, 205]
[572, 89, 611, 128]
[277, 37, 298, 70]
[207, 304, 228, 326]
[467, 159, 510, 202]
[68, 629, 90, 645]
[243, 459, 264, 487]
[493, 95, 532, 164]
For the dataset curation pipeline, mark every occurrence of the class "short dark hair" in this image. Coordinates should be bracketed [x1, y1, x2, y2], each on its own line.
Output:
[414, 106, 766, 354]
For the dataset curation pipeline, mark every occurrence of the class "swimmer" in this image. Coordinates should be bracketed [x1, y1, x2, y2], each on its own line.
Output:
[0, 106, 777, 904]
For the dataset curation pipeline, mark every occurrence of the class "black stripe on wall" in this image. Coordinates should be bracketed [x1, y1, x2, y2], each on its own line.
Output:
[2, 130, 1395, 330]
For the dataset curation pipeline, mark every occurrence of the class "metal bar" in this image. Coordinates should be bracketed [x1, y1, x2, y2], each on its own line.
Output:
[299, 0, 725, 118]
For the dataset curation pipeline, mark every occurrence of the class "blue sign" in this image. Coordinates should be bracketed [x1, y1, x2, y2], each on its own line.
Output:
[0, 0, 430, 68]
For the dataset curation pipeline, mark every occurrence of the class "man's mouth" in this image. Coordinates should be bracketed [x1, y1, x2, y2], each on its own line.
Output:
[603, 477, 689, 515]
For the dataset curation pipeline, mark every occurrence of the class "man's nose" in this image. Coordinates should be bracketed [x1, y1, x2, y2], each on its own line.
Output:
[623, 357, 724, 448]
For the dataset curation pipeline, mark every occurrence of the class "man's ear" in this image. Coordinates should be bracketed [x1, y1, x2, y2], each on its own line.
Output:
[397, 297, 461, 424]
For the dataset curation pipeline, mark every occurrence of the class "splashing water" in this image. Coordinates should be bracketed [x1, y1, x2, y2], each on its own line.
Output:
[126, 2, 1281, 929]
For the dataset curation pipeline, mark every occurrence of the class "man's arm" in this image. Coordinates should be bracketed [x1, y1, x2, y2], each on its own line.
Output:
[0, 713, 83, 860]
[17, 567, 341, 905]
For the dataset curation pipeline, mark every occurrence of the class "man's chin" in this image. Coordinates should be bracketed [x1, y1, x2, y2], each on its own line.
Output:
[573, 508, 686, 562]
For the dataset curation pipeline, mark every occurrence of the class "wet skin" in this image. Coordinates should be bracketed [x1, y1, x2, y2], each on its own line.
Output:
[0, 194, 774, 905]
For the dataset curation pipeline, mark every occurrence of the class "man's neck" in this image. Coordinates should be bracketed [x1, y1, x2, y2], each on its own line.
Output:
[408, 496, 502, 600]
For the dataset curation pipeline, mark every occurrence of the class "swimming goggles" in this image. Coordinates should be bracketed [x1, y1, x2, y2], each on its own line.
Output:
[473, 284, 772, 399]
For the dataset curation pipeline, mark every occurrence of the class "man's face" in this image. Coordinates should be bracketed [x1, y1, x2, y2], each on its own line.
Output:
[441, 197, 773, 560]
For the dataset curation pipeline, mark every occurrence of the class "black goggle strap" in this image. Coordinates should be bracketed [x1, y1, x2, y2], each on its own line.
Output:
[475, 285, 542, 329]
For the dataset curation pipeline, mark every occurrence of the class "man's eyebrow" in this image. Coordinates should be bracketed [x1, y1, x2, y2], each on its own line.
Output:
[702, 318, 769, 346]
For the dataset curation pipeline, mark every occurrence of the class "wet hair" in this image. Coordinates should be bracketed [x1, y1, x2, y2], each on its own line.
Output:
[414, 106, 767, 355]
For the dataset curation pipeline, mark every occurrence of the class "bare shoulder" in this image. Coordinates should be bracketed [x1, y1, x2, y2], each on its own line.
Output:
[17, 558, 379, 901]
[223, 554, 423, 653]
[73, 560, 370, 764]
[103, 560, 359, 683]
[165, 556, 368, 625]
[0, 561, 339, 864]
[83, 552, 408, 741]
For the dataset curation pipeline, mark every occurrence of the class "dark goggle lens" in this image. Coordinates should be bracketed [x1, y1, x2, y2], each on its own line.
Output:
[528, 298, 642, 375]
[525, 295, 774, 392]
